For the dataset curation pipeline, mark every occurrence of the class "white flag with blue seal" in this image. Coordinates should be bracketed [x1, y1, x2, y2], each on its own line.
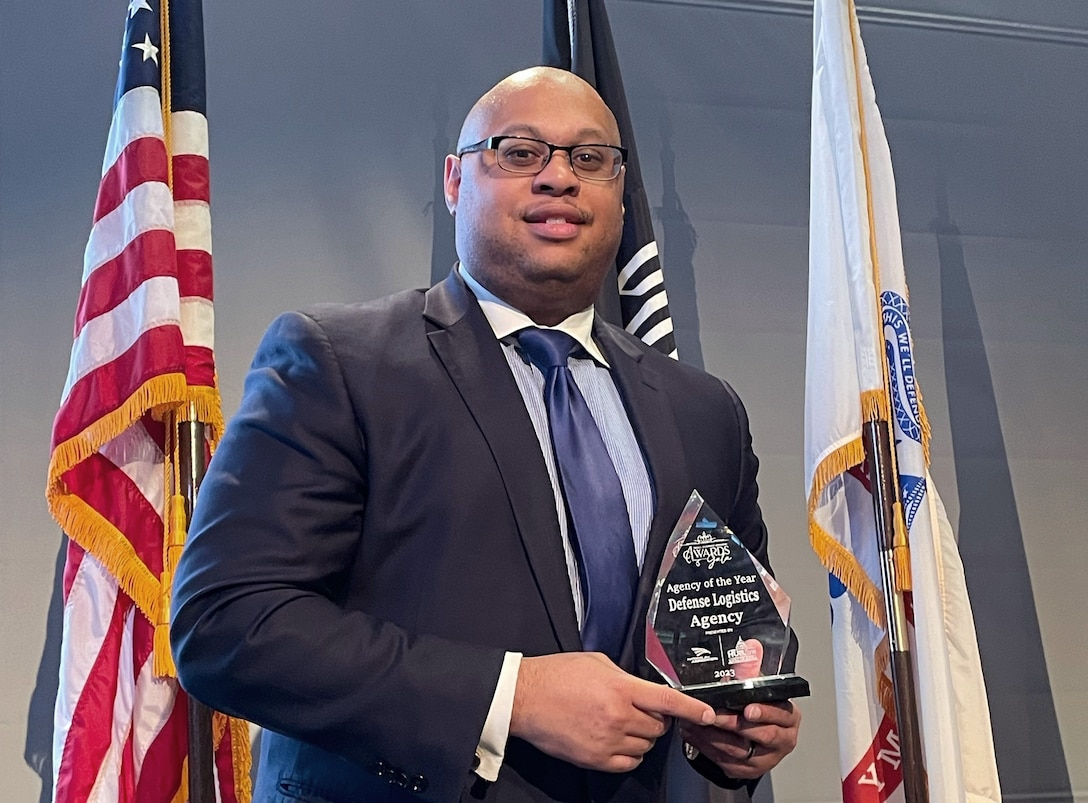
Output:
[805, 0, 1000, 799]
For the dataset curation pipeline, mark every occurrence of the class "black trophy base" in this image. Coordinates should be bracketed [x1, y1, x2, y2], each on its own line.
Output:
[684, 674, 810, 711]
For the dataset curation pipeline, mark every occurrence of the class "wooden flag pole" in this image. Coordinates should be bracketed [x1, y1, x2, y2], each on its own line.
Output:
[862, 420, 928, 801]
[177, 406, 216, 803]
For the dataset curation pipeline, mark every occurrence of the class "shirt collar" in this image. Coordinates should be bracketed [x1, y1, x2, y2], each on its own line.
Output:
[458, 263, 609, 366]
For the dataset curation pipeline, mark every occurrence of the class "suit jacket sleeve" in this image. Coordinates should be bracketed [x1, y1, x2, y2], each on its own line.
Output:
[170, 310, 505, 802]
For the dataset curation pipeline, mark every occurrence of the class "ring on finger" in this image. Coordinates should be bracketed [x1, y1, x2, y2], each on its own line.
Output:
[743, 741, 756, 761]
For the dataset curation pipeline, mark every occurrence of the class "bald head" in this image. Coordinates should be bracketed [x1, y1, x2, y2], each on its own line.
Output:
[457, 67, 621, 153]
[443, 66, 627, 326]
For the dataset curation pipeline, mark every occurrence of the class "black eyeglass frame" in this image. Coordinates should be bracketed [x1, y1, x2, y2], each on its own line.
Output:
[457, 135, 628, 181]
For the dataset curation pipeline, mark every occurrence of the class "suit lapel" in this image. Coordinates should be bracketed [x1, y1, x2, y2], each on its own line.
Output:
[595, 324, 693, 670]
[423, 273, 582, 652]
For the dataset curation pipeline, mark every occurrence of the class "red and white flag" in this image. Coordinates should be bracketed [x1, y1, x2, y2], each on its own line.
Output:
[45, 1, 248, 800]
[805, 0, 1000, 800]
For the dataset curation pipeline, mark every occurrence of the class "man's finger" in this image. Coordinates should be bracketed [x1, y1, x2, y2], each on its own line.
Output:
[626, 712, 670, 741]
[633, 682, 715, 725]
[707, 709, 743, 732]
[740, 701, 796, 726]
[616, 734, 658, 759]
[680, 725, 748, 756]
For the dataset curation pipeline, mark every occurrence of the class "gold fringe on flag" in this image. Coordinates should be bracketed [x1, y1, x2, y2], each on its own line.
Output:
[46, 493, 164, 622]
[860, 388, 884, 424]
[48, 374, 189, 486]
[214, 713, 255, 801]
[807, 433, 887, 629]
[188, 383, 225, 443]
[874, 636, 896, 718]
[46, 374, 190, 625]
[917, 384, 932, 465]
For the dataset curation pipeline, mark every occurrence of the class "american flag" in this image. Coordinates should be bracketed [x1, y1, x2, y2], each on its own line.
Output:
[45, 1, 249, 800]
[806, 0, 999, 799]
[544, 0, 679, 358]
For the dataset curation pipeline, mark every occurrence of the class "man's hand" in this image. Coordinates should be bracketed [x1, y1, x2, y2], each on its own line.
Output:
[679, 701, 801, 779]
[509, 652, 715, 773]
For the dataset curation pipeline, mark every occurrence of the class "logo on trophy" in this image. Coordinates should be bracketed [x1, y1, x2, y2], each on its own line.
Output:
[646, 491, 810, 709]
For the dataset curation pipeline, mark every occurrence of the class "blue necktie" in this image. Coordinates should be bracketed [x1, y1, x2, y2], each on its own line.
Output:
[516, 328, 638, 659]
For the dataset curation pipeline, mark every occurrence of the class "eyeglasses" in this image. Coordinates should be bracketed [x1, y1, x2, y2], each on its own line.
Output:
[457, 136, 627, 181]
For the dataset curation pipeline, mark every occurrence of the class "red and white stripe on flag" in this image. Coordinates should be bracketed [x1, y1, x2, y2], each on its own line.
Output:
[805, 0, 1000, 800]
[45, 1, 246, 800]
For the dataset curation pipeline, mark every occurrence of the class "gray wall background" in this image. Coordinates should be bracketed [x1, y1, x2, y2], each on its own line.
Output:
[2, 1, 1085, 801]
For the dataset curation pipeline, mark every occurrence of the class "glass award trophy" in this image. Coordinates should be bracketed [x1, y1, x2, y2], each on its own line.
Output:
[646, 491, 810, 709]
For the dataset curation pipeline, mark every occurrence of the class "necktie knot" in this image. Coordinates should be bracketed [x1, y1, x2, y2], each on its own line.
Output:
[517, 328, 579, 372]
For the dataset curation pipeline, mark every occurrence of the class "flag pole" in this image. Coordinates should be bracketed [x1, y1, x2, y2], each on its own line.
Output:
[861, 421, 928, 802]
[844, 0, 928, 794]
[159, 3, 217, 797]
[176, 404, 217, 803]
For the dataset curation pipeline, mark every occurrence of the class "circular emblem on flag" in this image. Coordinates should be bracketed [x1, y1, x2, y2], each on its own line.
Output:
[881, 290, 921, 443]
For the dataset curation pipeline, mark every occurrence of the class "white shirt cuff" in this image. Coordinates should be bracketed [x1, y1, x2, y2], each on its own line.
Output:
[474, 651, 522, 782]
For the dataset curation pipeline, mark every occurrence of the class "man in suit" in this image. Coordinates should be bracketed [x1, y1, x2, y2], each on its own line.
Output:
[171, 66, 800, 802]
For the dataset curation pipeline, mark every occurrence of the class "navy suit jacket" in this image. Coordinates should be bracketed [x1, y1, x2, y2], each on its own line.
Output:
[171, 271, 775, 802]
